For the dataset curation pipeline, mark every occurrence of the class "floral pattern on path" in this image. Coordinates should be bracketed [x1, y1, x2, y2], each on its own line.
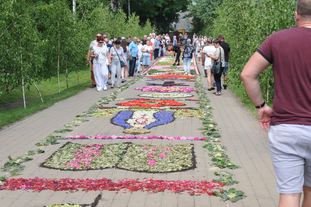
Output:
[111, 110, 175, 134]
[135, 86, 196, 93]
[117, 143, 195, 173]
[65, 135, 207, 141]
[0, 177, 224, 196]
[116, 99, 185, 108]
[139, 93, 193, 99]
[41, 142, 195, 173]
[146, 74, 195, 80]
[41, 142, 128, 170]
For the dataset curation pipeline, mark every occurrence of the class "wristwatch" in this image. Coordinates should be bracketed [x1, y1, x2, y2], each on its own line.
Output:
[255, 101, 266, 109]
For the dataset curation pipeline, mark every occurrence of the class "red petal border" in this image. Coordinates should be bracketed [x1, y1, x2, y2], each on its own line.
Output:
[0, 178, 223, 196]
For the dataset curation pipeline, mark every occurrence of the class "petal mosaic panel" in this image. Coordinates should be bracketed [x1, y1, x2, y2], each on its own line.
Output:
[41, 142, 195, 173]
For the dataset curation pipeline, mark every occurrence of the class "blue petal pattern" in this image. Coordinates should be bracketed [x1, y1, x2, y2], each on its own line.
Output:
[145, 111, 175, 129]
[111, 110, 133, 129]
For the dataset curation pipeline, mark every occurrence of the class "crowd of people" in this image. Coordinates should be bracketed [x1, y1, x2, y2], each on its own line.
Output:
[194, 35, 230, 96]
[87, 33, 178, 92]
[87, 32, 230, 96]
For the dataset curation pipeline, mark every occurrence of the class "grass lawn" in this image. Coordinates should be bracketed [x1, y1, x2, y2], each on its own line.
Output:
[0, 69, 91, 129]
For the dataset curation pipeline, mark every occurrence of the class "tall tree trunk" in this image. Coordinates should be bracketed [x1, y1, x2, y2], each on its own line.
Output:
[22, 75, 26, 109]
[127, 0, 130, 17]
[20, 40, 27, 109]
[65, 61, 69, 89]
[72, 0, 76, 14]
[57, 23, 61, 94]
[33, 82, 44, 103]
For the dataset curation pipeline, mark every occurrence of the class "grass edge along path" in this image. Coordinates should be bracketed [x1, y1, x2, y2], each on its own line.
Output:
[0, 70, 91, 129]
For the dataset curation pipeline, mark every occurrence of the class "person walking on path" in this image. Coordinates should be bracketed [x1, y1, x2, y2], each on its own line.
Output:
[218, 35, 230, 89]
[136, 39, 143, 75]
[202, 38, 216, 91]
[209, 40, 225, 95]
[241, 1, 311, 206]
[172, 42, 181, 66]
[109, 39, 125, 88]
[121, 37, 129, 82]
[142, 40, 151, 69]
[128, 37, 138, 77]
[172, 35, 178, 56]
[182, 39, 194, 74]
[153, 36, 161, 60]
[87, 33, 101, 88]
[92, 37, 109, 91]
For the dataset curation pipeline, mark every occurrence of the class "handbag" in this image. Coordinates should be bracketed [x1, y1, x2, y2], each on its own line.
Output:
[114, 47, 126, 67]
[212, 49, 222, 74]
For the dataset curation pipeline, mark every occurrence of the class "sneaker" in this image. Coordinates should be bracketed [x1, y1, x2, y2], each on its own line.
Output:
[96, 87, 102, 92]
[121, 79, 126, 83]
[103, 86, 108, 91]
[208, 88, 213, 91]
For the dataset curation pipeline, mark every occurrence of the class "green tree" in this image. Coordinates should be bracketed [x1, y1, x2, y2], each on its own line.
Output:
[0, 0, 43, 105]
[211, 0, 295, 104]
[121, 0, 190, 33]
[33, 0, 82, 91]
[188, 0, 223, 33]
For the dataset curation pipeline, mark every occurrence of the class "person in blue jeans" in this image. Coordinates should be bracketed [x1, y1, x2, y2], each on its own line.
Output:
[182, 39, 194, 74]
[128, 37, 138, 77]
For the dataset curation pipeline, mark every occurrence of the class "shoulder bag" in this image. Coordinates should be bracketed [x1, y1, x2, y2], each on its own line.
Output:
[212, 48, 222, 74]
[114, 47, 126, 67]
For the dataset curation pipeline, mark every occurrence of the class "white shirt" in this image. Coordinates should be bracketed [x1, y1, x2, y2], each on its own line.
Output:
[89, 40, 97, 51]
[93, 44, 109, 64]
[137, 43, 143, 58]
[110, 46, 125, 62]
[216, 47, 225, 66]
[142, 45, 151, 56]
[203, 45, 216, 67]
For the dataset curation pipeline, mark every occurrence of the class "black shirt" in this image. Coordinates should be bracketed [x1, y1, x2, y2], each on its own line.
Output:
[220, 41, 230, 62]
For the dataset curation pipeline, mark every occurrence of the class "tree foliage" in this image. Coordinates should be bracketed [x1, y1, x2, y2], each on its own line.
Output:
[0, 0, 43, 93]
[210, 0, 295, 104]
[188, 0, 223, 33]
[0, 0, 153, 97]
[121, 0, 190, 33]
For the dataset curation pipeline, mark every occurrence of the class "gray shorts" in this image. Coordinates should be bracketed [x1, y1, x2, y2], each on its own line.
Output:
[269, 124, 311, 194]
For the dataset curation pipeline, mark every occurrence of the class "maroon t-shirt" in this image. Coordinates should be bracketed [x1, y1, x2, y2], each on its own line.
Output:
[257, 27, 311, 126]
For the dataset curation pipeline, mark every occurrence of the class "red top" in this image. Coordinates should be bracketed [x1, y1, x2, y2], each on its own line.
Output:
[258, 27, 311, 126]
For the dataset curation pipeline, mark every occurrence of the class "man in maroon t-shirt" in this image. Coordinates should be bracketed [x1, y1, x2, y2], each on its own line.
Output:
[241, 1, 311, 207]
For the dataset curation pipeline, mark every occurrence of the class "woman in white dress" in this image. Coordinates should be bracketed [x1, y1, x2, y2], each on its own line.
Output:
[92, 37, 109, 91]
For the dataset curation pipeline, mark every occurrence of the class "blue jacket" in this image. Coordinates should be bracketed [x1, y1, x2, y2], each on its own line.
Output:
[129, 41, 138, 57]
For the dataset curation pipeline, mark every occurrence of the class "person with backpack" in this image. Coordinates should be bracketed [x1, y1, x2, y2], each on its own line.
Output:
[182, 39, 194, 74]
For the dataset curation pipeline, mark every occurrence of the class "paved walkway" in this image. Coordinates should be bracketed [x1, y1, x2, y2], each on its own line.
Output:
[0, 58, 278, 207]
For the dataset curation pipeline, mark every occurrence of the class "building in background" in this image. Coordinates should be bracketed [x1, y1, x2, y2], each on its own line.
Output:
[173, 12, 193, 34]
